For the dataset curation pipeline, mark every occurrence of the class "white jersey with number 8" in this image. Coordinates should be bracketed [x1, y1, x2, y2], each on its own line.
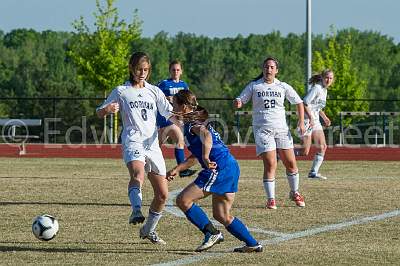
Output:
[97, 81, 172, 150]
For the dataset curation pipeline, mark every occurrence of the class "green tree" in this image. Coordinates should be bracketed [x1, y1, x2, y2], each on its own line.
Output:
[337, 28, 400, 111]
[67, 0, 142, 143]
[313, 30, 369, 125]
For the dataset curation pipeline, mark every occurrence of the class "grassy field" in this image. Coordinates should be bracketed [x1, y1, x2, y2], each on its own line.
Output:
[1, 158, 400, 265]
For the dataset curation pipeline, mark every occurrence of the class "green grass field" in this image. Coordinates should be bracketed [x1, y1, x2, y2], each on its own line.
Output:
[1, 158, 400, 265]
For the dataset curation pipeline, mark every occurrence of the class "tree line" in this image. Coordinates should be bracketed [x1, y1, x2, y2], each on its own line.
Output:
[0, 27, 399, 143]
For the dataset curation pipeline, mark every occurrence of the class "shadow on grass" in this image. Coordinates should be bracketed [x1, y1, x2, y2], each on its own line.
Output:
[0, 176, 59, 179]
[227, 204, 301, 210]
[0, 176, 121, 180]
[0, 243, 201, 255]
[0, 201, 187, 208]
[0, 201, 131, 207]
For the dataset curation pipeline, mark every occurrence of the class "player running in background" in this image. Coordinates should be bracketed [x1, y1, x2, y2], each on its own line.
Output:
[96, 52, 173, 245]
[167, 90, 263, 253]
[157, 60, 196, 178]
[296, 69, 334, 180]
[233, 56, 308, 210]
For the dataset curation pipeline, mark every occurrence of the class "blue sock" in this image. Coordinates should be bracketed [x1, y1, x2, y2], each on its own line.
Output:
[226, 217, 258, 247]
[184, 204, 210, 233]
[175, 148, 185, 165]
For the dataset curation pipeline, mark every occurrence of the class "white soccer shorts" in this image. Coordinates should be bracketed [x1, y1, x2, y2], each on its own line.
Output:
[298, 118, 323, 137]
[253, 126, 294, 155]
[123, 142, 166, 176]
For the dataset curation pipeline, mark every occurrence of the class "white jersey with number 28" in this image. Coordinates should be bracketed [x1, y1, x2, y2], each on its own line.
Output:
[237, 78, 302, 130]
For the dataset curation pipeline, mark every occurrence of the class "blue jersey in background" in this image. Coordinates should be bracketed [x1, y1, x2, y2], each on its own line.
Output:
[156, 79, 189, 128]
[158, 79, 189, 97]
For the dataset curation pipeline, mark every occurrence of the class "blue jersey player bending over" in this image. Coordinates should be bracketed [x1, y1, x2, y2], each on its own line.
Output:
[166, 90, 263, 253]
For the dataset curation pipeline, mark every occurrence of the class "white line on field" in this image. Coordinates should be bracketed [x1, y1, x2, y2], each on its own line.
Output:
[165, 189, 287, 237]
[246, 226, 288, 237]
[158, 197, 400, 266]
[260, 209, 400, 245]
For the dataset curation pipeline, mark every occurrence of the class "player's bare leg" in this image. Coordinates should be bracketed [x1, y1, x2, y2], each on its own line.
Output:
[139, 172, 168, 244]
[308, 130, 328, 179]
[279, 149, 305, 207]
[260, 151, 278, 209]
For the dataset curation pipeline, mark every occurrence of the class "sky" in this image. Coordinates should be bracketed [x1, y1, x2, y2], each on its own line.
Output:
[0, 0, 399, 43]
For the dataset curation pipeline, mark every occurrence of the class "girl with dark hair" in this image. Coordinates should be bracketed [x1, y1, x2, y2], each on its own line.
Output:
[297, 69, 334, 179]
[167, 90, 263, 253]
[234, 57, 308, 210]
[96, 52, 173, 245]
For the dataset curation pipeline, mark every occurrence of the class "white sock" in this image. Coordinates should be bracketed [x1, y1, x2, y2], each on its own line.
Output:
[142, 209, 162, 235]
[310, 153, 324, 174]
[287, 172, 299, 192]
[128, 186, 142, 212]
[263, 179, 275, 199]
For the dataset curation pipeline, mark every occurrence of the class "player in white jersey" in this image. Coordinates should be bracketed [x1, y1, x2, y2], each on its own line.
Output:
[97, 52, 173, 245]
[234, 57, 308, 210]
[297, 69, 334, 180]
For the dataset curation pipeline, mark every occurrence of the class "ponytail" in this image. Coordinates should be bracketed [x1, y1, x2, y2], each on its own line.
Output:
[180, 105, 209, 123]
[309, 69, 334, 86]
[308, 74, 323, 85]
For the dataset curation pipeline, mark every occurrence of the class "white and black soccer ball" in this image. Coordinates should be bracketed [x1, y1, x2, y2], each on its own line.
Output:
[32, 214, 59, 241]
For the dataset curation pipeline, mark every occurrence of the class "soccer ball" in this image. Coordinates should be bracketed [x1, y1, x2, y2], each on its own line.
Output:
[32, 214, 59, 241]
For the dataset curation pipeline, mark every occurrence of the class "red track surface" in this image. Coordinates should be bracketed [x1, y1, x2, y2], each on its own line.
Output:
[1, 144, 399, 160]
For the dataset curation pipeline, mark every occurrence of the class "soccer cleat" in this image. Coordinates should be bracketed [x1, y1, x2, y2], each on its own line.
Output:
[289, 191, 305, 207]
[308, 173, 327, 180]
[233, 243, 263, 253]
[195, 231, 224, 252]
[266, 198, 277, 209]
[139, 227, 166, 245]
[179, 169, 197, 178]
[128, 210, 145, 225]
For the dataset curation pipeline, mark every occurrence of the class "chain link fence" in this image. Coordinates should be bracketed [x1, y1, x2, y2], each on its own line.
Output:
[1, 97, 399, 146]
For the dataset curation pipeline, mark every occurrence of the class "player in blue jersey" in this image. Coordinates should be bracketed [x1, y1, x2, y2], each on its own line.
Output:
[97, 52, 174, 245]
[157, 60, 196, 178]
[166, 90, 263, 253]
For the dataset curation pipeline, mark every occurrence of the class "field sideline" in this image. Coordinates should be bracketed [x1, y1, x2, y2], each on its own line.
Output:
[1, 143, 400, 160]
[1, 158, 400, 265]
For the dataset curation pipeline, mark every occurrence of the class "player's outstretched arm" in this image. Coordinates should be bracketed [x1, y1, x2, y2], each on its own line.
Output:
[166, 155, 197, 181]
